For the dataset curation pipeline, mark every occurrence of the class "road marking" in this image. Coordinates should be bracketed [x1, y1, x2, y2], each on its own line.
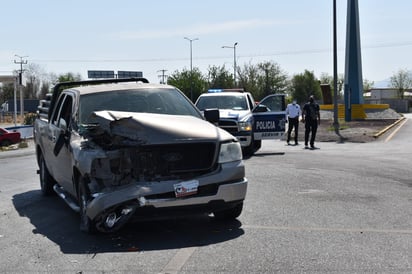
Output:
[243, 224, 412, 235]
[160, 246, 197, 274]
[384, 118, 408, 143]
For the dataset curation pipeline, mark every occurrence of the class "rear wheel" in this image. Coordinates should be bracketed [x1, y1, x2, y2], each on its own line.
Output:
[78, 177, 96, 234]
[39, 153, 55, 196]
[0, 139, 12, 147]
[214, 202, 243, 220]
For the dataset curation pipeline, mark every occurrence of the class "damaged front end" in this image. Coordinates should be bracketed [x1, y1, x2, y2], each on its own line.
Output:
[75, 111, 242, 233]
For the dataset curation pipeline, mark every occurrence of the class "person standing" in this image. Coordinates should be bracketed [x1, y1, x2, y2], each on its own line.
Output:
[285, 100, 301, 145]
[302, 95, 320, 149]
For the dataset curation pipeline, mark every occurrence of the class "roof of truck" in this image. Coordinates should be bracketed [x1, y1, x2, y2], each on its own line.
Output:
[68, 82, 173, 95]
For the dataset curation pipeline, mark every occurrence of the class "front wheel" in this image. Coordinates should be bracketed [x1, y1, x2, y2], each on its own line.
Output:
[0, 139, 12, 147]
[78, 177, 96, 234]
[39, 153, 55, 196]
[214, 202, 243, 220]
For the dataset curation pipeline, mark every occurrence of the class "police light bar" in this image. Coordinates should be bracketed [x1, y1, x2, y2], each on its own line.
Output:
[207, 88, 244, 93]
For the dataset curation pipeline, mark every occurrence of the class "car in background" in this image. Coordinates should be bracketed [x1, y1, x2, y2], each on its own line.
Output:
[195, 89, 287, 156]
[0, 127, 21, 147]
[195, 89, 258, 155]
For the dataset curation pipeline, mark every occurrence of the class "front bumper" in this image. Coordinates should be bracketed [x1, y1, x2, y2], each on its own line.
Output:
[233, 132, 253, 147]
[86, 161, 247, 220]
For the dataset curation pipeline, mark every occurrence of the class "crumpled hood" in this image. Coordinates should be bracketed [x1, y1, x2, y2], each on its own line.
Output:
[218, 109, 250, 121]
[90, 110, 233, 145]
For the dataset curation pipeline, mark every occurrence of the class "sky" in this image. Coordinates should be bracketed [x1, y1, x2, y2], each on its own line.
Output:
[1, 0, 411, 87]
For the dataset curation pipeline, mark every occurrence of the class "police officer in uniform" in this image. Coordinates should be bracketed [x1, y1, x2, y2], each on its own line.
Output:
[302, 95, 320, 149]
[285, 100, 301, 145]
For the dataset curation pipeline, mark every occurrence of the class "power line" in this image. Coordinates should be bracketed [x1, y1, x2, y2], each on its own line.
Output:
[27, 40, 412, 64]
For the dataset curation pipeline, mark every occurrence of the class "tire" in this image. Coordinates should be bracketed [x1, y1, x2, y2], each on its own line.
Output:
[78, 177, 96, 234]
[0, 139, 12, 147]
[253, 140, 262, 152]
[214, 202, 243, 221]
[39, 153, 56, 196]
[242, 138, 255, 157]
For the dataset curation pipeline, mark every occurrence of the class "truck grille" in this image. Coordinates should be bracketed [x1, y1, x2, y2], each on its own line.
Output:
[218, 119, 238, 134]
[130, 143, 217, 180]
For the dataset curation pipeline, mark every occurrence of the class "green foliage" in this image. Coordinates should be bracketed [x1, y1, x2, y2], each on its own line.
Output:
[238, 61, 288, 101]
[289, 70, 322, 104]
[207, 65, 234, 89]
[167, 68, 207, 102]
[24, 112, 37, 125]
[58, 72, 82, 83]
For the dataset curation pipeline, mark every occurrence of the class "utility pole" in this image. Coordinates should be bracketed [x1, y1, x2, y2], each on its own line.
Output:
[332, 0, 342, 141]
[14, 55, 28, 123]
[158, 69, 168, 84]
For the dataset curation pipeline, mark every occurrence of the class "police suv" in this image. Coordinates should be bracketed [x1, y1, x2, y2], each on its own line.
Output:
[195, 89, 287, 155]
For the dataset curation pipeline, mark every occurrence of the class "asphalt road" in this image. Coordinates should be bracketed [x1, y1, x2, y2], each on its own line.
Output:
[0, 115, 411, 273]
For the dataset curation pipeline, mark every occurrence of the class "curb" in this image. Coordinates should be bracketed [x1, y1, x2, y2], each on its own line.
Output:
[373, 117, 407, 138]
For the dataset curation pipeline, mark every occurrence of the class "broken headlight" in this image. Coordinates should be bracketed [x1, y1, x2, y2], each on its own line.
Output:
[218, 142, 242, 163]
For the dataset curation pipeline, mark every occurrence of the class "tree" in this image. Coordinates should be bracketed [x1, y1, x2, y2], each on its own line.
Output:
[23, 63, 47, 99]
[237, 61, 288, 101]
[207, 65, 234, 89]
[390, 69, 412, 99]
[0, 83, 14, 102]
[289, 70, 322, 105]
[237, 62, 260, 97]
[257, 61, 288, 97]
[167, 68, 207, 102]
[57, 72, 82, 83]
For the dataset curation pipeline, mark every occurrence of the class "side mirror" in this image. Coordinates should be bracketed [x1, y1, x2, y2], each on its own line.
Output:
[54, 118, 69, 156]
[204, 108, 220, 124]
[253, 104, 269, 113]
[59, 118, 67, 132]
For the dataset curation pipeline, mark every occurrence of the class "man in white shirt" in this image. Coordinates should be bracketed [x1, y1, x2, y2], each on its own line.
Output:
[285, 100, 301, 145]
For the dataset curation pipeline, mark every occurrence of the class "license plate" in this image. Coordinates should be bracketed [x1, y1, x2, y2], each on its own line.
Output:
[174, 180, 199, 198]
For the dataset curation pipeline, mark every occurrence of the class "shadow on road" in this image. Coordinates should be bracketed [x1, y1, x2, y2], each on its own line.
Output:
[12, 190, 244, 254]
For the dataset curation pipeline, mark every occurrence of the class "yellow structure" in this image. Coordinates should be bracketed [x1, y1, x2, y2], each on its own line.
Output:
[320, 104, 389, 120]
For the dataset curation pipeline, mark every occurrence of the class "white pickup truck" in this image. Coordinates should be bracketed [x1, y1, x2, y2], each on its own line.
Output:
[195, 89, 287, 156]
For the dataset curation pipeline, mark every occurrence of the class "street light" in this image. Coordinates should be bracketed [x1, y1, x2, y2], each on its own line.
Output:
[222, 42, 238, 86]
[184, 37, 199, 101]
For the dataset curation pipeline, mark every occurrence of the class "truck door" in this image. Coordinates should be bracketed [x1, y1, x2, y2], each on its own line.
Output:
[45, 94, 74, 191]
[252, 94, 287, 140]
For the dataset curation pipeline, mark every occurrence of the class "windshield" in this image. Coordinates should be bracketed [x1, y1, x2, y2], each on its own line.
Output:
[78, 88, 201, 124]
[196, 95, 248, 111]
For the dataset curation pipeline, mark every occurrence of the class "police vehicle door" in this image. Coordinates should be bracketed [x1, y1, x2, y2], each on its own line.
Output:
[253, 94, 286, 140]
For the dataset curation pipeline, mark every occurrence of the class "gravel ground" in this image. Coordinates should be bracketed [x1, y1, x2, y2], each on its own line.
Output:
[314, 108, 404, 143]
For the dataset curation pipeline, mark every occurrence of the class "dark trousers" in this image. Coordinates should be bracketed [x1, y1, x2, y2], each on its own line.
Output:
[287, 117, 299, 143]
[304, 119, 318, 146]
